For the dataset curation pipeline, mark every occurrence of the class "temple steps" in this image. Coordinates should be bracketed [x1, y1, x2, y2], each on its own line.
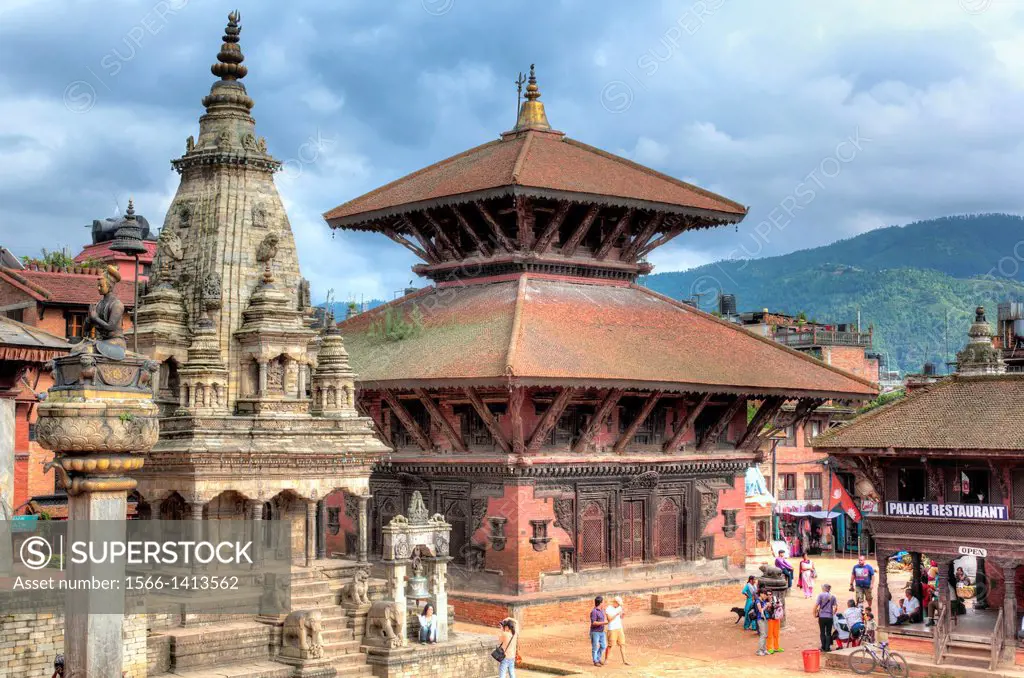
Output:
[154, 660, 295, 678]
[941, 639, 994, 668]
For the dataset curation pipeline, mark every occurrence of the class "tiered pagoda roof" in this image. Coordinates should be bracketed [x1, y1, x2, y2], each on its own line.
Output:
[326, 69, 876, 402]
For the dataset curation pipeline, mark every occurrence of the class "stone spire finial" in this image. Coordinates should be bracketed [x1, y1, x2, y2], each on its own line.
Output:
[957, 305, 1006, 375]
[512, 64, 551, 132]
[211, 11, 248, 82]
[125, 197, 136, 221]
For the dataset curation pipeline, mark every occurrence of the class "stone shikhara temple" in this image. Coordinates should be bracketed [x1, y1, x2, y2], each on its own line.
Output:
[325, 69, 877, 622]
[133, 11, 388, 567]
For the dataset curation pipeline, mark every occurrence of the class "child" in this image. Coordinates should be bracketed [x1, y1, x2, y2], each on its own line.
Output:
[863, 610, 877, 644]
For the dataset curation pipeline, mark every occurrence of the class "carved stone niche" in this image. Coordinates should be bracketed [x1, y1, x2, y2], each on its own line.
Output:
[721, 509, 739, 538]
[488, 516, 508, 552]
[529, 519, 552, 552]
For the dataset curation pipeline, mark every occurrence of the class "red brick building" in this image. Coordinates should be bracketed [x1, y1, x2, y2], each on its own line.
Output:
[0, 316, 69, 513]
[74, 211, 158, 283]
[323, 71, 877, 622]
[0, 265, 134, 512]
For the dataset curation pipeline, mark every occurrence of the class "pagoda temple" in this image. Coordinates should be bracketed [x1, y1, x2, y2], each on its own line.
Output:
[325, 68, 877, 620]
[134, 12, 388, 565]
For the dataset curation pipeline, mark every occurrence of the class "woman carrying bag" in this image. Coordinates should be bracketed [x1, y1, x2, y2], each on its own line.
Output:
[493, 618, 519, 678]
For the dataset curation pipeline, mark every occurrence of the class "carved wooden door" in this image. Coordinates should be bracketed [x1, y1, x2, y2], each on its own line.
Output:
[579, 501, 608, 568]
[621, 499, 645, 563]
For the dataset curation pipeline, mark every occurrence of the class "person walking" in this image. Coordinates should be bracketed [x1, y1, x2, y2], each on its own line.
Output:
[741, 575, 759, 631]
[589, 596, 608, 667]
[754, 590, 770, 656]
[498, 618, 518, 678]
[850, 555, 875, 607]
[799, 555, 816, 598]
[766, 591, 783, 655]
[603, 595, 630, 665]
[814, 583, 839, 652]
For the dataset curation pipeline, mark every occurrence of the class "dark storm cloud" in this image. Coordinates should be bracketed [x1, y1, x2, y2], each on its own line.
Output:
[1, 0, 1022, 301]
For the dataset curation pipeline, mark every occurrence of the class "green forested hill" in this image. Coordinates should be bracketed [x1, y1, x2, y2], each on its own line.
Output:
[640, 214, 1024, 374]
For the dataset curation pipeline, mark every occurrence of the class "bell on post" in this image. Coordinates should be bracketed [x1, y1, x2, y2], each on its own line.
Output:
[406, 551, 430, 601]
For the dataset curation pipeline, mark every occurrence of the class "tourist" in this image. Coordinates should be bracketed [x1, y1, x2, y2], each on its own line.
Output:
[955, 566, 971, 586]
[813, 583, 838, 652]
[589, 596, 608, 667]
[898, 589, 922, 624]
[766, 591, 783, 654]
[603, 595, 630, 665]
[887, 595, 902, 625]
[52, 654, 64, 678]
[799, 555, 816, 598]
[498, 618, 518, 678]
[863, 611, 877, 644]
[754, 590, 770, 656]
[741, 575, 759, 631]
[844, 599, 864, 643]
[418, 603, 437, 644]
[849, 555, 875, 607]
[775, 550, 795, 589]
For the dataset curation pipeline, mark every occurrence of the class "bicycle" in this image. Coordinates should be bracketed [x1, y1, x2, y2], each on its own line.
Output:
[848, 640, 909, 678]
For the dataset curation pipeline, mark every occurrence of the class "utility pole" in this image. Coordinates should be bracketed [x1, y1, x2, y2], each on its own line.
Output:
[771, 437, 780, 541]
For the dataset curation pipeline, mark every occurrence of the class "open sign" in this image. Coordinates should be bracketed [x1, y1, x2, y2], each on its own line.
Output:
[958, 546, 987, 558]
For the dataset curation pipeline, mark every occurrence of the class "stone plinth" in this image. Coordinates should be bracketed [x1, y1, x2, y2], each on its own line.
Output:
[363, 633, 494, 678]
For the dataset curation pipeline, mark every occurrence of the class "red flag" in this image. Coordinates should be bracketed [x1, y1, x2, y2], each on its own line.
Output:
[828, 473, 862, 522]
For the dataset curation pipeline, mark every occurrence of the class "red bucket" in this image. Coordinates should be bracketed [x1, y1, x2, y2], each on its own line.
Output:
[802, 648, 821, 673]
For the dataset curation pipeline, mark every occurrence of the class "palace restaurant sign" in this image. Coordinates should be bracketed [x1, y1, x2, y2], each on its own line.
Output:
[885, 501, 1009, 520]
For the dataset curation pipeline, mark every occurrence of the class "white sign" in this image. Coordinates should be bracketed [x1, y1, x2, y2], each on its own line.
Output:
[958, 546, 987, 558]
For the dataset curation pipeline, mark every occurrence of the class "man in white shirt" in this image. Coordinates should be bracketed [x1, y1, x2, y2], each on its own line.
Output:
[888, 597, 902, 625]
[894, 590, 921, 624]
[604, 596, 630, 666]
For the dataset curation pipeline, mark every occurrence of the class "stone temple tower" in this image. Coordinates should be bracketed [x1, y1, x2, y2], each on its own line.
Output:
[134, 13, 389, 565]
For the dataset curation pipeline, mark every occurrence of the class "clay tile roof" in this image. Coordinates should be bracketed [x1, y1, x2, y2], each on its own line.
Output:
[75, 240, 157, 264]
[0, 267, 136, 307]
[324, 130, 747, 227]
[338, 276, 877, 399]
[812, 373, 1024, 451]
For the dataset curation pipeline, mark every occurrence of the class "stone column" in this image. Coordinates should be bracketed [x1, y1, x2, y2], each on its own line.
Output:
[876, 550, 890, 628]
[1003, 563, 1018, 641]
[429, 558, 450, 642]
[305, 499, 317, 567]
[297, 364, 307, 399]
[317, 499, 327, 560]
[36, 353, 158, 678]
[357, 495, 370, 564]
[258, 360, 268, 396]
[0, 397, 14, 573]
[190, 501, 205, 574]
[250, 499, 263, 568]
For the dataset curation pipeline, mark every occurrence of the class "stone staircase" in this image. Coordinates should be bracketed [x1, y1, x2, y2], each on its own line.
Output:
[939, 637, 994, 670]
[151, 564, 375, 678]
[650, 591, 704, 618]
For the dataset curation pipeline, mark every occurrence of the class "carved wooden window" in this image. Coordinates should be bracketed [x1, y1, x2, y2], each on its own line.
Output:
[443, 499, 470, 563]
[618, 401, 667, 445]
[804, 473, 822, 500]
[756, 519, 769, 543]
[951, 466, 990, 505]
[579, 501, 608, 568]
[620, 499, 645, 563]
[455, 404, 493, 446]
[778, 473, 797, 501]
[548, 405, 593, 447]
[655, 497, 680, 559]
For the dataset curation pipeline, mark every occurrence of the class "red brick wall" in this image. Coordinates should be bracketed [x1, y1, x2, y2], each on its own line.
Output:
[323, 490, 354, 556]
[823, 345, 878, 383]
[706, 476, 748, 567]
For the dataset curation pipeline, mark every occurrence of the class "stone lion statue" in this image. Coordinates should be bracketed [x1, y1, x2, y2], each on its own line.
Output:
[364, 600, 405, 649]
[281, 610, 324, 659]
[342, 567, 371, 607]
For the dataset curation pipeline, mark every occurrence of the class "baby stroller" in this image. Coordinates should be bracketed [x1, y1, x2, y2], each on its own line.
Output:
[833, 615, 863, 649]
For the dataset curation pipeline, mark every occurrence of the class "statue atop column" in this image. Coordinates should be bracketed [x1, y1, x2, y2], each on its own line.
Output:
[71, 265, 127, 360]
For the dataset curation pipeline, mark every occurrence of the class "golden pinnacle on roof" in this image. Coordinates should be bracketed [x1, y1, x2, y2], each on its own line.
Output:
[512, 64, 551, 132]
[211, 10, 247, 81]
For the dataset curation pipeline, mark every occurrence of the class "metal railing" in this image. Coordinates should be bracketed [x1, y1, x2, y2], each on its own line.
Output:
[804, 488, 823, 500]
[778, 489, 797, 500]
[773, 329, 873, 348]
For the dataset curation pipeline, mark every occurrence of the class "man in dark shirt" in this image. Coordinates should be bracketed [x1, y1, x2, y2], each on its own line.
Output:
[590, 596, 608, 666]
[850, 555, 875, 607]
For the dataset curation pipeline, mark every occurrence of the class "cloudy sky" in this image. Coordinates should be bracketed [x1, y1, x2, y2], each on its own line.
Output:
[2, 0, 1023, 303]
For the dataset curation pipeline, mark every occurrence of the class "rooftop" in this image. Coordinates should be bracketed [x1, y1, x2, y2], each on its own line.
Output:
[0, 315, 70, 362]
[0, 266, 136, 307]
[338, 275, 877, 400]
[812, 372, 1024, 451]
